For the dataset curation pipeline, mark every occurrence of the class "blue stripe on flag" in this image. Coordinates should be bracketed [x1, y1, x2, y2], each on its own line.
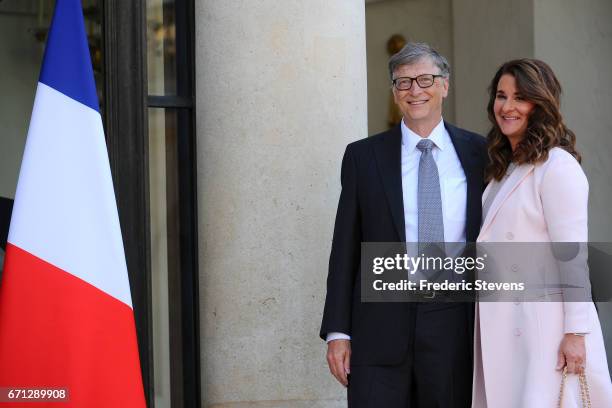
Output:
[39, 0, 99, 112]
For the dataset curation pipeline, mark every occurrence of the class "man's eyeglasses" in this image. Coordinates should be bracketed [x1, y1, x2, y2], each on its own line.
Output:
[392, 74, 445, 91]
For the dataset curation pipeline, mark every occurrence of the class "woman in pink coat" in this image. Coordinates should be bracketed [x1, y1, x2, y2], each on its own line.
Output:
[472, 59, 612, 407]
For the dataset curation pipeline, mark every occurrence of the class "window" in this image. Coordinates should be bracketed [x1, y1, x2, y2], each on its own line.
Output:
[104, 0, 199, 406]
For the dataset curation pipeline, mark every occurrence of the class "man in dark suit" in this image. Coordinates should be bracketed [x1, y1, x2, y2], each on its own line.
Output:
[320, 43, 487, 407]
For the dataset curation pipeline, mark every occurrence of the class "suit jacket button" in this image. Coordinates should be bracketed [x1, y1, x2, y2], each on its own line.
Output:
[514, 328, 522, 337]
[506, 232, 514, 240]
[511, 264, 519, 272]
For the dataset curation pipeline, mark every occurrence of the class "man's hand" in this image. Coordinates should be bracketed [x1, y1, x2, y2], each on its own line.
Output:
[326, 339, 351, 387]
[556, 334, 586, 374]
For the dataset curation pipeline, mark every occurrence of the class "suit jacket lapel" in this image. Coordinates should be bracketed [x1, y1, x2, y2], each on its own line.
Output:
[480, 163, 535, 236]
[374, 125, 406, 242]
[445, 122, 483, 242]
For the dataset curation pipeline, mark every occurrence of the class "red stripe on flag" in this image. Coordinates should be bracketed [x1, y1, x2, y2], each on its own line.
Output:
[0, 244, 146, 407]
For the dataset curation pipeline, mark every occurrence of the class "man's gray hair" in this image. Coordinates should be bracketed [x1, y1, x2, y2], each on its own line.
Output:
[388, 42, 450, 80]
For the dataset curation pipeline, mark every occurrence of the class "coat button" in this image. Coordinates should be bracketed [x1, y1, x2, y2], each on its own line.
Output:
[514, 328, 522, 337]
[506, 232, 514, 240]
[514, 301, 521, 305]
[511, 264, 519, 272]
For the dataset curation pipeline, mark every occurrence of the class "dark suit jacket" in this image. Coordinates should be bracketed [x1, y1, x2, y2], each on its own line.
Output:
[320, 122, 487, 365]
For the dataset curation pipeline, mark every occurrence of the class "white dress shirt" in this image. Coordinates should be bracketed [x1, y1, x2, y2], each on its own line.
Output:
[401, 118, 467, 244]
[326, 118, 467, 343]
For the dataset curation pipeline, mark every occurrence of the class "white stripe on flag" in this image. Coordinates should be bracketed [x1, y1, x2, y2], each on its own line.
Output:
[8, 82, 132, 308]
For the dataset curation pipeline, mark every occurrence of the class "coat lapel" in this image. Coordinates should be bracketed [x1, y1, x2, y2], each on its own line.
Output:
[445, 122, 483, 242]
[374, 125, 406, 242]
[480, 163, 535, 236]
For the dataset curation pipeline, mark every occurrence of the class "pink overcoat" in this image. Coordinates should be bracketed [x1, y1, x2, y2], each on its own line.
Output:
[472, 147, 612, 407]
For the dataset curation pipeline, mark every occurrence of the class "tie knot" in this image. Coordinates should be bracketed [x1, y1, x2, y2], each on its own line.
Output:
[416, 138, 434, 153]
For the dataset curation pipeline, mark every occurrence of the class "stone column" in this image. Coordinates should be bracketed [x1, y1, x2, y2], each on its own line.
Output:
[195, 1, 367, 406]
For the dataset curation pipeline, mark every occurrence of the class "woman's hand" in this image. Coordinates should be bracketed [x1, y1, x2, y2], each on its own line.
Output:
[556, 333, 586, 374]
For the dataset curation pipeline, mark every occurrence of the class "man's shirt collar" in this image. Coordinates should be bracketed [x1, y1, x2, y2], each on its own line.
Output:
[400, 118, 447, 152]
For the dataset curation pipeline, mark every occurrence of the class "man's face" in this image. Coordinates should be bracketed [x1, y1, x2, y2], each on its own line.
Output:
[392, 58, 449, 127]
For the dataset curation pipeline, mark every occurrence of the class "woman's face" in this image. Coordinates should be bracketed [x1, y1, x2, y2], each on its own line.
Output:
[494, 74, 535, 146]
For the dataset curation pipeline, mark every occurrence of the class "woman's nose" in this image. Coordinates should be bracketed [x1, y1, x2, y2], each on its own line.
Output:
[501, 99, 515, 112]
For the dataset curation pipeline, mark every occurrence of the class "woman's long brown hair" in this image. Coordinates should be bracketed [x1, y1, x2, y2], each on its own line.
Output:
[486, 59, 580, 181]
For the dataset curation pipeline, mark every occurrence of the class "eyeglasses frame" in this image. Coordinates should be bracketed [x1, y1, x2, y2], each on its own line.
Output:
[392, 74, 446, 91]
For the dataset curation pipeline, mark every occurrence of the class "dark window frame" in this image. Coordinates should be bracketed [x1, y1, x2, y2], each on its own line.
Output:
[103, 0, 200, 406]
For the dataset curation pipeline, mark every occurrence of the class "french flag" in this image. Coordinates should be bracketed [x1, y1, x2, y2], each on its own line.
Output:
[0, 1, 146, 406]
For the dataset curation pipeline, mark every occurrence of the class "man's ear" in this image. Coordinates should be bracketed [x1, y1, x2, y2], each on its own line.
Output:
[442, 78, 449, 98]
[392, 87, 400, 104]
